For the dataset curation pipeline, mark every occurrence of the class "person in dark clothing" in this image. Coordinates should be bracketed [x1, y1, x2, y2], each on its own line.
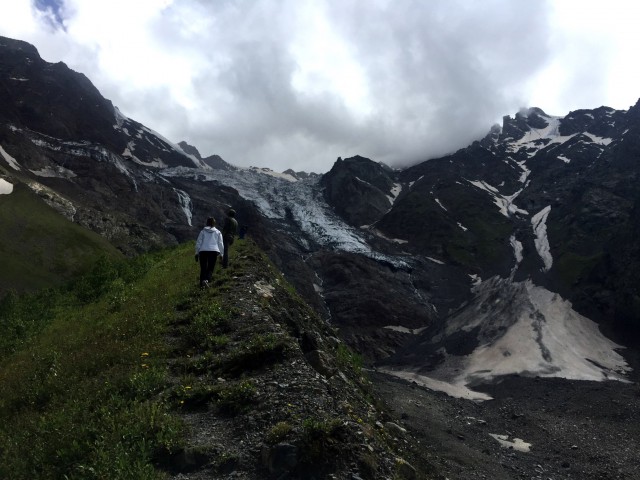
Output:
[195, 217, 224, 288]
[221, 209, 238, 268]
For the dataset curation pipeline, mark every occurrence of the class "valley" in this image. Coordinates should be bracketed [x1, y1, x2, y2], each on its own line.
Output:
[1, 35, 639, 479]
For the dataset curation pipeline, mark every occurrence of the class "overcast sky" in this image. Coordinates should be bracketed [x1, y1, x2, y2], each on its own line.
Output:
[2, 0, 640, 173]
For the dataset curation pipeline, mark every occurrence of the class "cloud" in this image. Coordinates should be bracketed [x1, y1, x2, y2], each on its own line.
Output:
[4, 0, 637, 173]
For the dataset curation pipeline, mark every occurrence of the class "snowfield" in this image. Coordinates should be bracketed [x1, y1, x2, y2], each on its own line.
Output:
[0, 144, 21, 170]
[0, 178, 13, 194]
[383, 276, 630, 401]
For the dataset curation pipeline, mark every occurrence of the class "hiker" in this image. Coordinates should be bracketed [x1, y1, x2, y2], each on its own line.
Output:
[195, 217, 224, 288]
[221, 208, 238, 268]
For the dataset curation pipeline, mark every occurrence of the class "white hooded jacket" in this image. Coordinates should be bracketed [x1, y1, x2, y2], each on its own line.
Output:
[195, 226, 224, 254]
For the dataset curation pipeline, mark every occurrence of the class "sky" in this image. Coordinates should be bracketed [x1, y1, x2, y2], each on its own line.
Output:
[1, 0, 640, 173]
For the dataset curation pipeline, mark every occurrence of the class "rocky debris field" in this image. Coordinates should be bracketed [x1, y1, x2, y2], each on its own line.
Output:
[159, 240, 434, 480]
[372, 368, 640, 480]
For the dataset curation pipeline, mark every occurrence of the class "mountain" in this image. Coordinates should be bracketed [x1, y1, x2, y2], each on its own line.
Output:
[0, 182, 122, 292]
[0, 34, 640, 408]
[0, 35, 263, 265]
[2, 35, 640, 479]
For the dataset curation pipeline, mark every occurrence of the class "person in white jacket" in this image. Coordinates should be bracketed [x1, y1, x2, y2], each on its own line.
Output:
[195, 217, 224, 288]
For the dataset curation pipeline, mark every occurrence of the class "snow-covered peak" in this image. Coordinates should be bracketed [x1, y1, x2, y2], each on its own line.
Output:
[508, 115, 562, 150]
[248, 167, 298, 182]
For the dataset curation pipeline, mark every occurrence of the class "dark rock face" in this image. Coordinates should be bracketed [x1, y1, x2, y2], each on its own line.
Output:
[0, 37, 116, 146]
[0, 36, 258, 256]
[177, 140, 235, 171]
[320, 156, 397, 226]
[177, 141, 203, 159]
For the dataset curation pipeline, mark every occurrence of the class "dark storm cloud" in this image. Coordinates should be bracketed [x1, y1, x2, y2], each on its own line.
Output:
[35, 0, 554, 173]
[318, 0, 553, 167]
[149, 0, 554, 172]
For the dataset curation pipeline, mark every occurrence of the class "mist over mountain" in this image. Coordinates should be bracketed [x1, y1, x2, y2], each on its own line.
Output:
[2, 35, 640, 479]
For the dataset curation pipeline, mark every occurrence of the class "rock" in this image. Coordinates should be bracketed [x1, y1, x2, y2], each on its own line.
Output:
[384, 422, 407, 437]
[158, 446, 212, 474]
[320, 155, 397, 226]
[261, 443, 298, 474]
[305, 349, 337, 378]
[395, 457, 417, 480]
[300, 330, 325, 353]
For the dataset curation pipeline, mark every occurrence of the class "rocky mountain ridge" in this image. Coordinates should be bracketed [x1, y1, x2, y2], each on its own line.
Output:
[1, 35, 639, 398]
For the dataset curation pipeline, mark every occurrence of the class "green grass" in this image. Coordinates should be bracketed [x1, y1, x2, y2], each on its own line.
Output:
[0, 183, 122, 295]
[0, 242, 200, 479]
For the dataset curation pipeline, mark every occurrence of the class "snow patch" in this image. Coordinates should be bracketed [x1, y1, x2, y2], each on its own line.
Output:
[9, 77, 29, 81]
[386, 277, 631, 401]
[489, 434, 531, 452]
[510, 235, 523, 264]
[515, 158, 531, 184]
[457, 222, 468, 232]
[434, 198, 447, 211]
[379, 368, 492, 401]
[113, 106, 127, 128]
[26, 182, 77, 220]
[0, 178, 13, 194]
[468, 274, 482, 287]
[584, 133, 612, 146]
[557, 155, 571, 164]
[386, 182, 402, 204]
[250, 167, 297, 182]
[507, 116, 580, 158]
[531, 205, 553, 272]
[426, 256, 445, 265]
[467, 179, 528, 217]
[363, 226, 408, 244]
[0, 145, 21, 170]
[30, 165, 77, 179]
[383, 325, 427, 335]
[409, 175, 424, 189]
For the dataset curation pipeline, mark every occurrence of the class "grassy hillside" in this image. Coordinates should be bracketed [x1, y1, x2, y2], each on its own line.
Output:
[0, 182, 122, 295]
[0, 239, 433, 479]
[0, 244, 189, 478]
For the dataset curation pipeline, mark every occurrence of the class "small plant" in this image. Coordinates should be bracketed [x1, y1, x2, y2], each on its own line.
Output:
[336, 343, 363, 375]
[216, 333, 292, 376]
[107, 277, 129, 312]
[189, 303, 231, 342]
[127, 365, 166, 400]
[265, 421, 293, 444]
[300, 417, 345, 461]
[216, 380, 257, 415]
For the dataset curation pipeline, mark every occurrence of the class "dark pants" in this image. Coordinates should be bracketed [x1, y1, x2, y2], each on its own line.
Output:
[199, 251, 218, 284]
[222, 236, 233, 268]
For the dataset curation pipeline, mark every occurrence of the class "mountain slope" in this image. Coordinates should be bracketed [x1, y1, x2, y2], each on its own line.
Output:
[0, 181, 121, 294]
[0, 239, 434, 479]
[0, 35, 257, 258]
